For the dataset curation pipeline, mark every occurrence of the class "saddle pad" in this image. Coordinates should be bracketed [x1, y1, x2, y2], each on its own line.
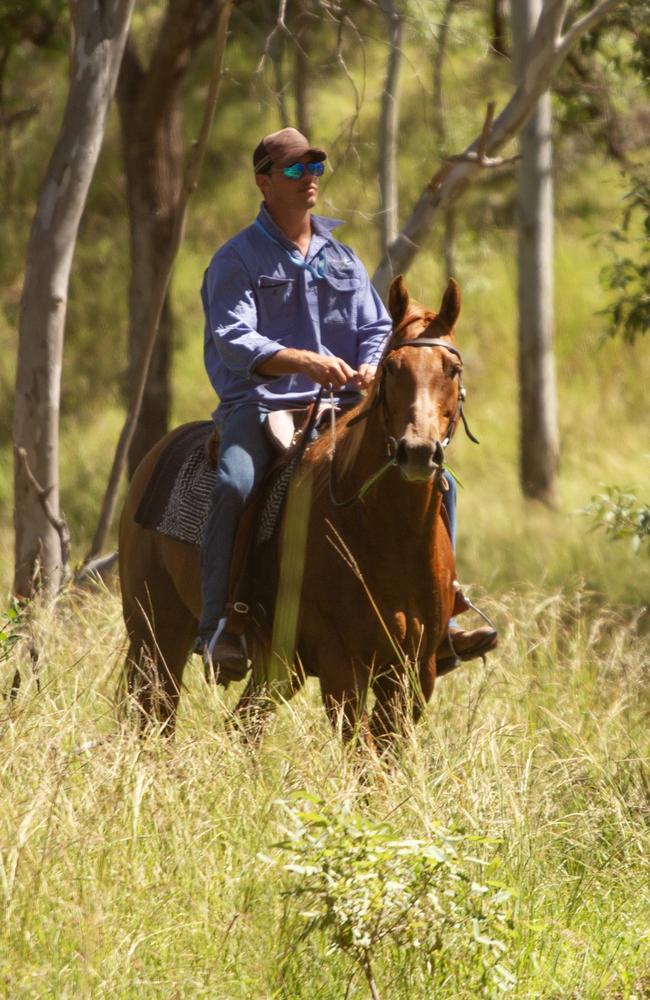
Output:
[134, 420, 299, 550]
[134, 421, 214, 545]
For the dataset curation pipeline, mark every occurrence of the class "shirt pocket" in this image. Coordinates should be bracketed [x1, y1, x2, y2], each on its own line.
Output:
[323, 265, 360, 327]
[256, 275, 298, 336]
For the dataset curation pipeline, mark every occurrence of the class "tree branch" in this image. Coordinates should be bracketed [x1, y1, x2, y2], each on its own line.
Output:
[371, 0, 625, 296]
[15, 447, 70, 579]
[556, 0, 624, 63]
[445, 100, 521, 167]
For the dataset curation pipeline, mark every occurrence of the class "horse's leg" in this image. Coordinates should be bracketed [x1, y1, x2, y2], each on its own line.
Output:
[121, 534, 198, 734]
[369, 657, 435, 755]
[229, 652, 306, 748]
[318, 658, 371, 746]
[124, 606, 197, 735]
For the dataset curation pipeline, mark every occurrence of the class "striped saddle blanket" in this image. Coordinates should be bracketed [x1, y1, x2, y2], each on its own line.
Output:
[134, 421, 299, 549]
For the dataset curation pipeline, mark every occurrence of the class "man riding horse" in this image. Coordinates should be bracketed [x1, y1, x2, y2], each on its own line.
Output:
[199, 127, 497, 680]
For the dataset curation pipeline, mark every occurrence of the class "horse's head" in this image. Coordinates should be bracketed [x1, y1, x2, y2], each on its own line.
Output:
[383, 275, 465, 483]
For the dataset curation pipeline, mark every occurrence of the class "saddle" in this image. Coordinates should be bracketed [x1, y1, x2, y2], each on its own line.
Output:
[134, 404, 333, 630]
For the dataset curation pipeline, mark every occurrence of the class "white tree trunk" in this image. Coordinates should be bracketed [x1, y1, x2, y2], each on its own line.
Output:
[378, 0, 403, 250]
[512, 0, 559, 503]
[12, 0, 134, 597]
[371, 0, 624, 297]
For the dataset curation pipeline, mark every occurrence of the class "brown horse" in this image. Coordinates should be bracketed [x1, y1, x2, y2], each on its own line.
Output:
[119, 275, 466, 746]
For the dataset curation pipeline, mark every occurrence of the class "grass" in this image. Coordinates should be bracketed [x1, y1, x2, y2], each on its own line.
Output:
[0, 583, 648, 998]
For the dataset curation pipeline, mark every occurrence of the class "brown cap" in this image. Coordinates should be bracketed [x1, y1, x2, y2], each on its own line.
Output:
[253, 127, 326, 173]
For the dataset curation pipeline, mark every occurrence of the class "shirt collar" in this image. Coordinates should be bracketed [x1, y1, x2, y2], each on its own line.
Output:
[257, 203, 343, 249]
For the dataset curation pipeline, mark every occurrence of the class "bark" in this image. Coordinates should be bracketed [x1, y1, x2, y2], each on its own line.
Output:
[491, 0, 509, 58]
[512, 0, 559, 504]
[116, 0, 223, 477]
[292, 0, 312, 137]
[378, 0, 403, 251]
[12, 0, 134, 598]
[88, 0, 233, 561]
[372, 0, 625, 298]
[432, 0, 457, 277]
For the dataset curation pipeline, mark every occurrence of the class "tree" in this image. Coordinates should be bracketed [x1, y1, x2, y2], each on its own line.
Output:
[377, 0, 403, 251]
[87, 0, 233, 561]
[12, 0, 134, 598]
[371, 0, 626, 299]
[512, 0, 559, 504]
[117, 0, 226, 478]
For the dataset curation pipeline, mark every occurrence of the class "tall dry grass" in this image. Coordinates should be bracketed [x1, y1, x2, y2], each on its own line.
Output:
[0, 582, 648, 998]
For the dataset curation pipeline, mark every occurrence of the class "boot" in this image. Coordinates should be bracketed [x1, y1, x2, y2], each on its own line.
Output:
[436, 624, 498, 677]
[202, 631, 250, 686]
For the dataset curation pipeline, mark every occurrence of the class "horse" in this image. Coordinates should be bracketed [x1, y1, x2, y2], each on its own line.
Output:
[118, 275, 467, 749]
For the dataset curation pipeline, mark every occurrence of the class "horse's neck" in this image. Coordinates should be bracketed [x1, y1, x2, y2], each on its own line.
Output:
[338, 410, 442, 533]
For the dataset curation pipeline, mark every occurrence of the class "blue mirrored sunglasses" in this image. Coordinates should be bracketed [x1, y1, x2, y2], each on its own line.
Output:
[281, 161, 326, 180]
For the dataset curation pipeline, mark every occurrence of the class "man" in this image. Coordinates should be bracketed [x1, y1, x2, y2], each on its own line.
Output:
[199, 127, 496, 680]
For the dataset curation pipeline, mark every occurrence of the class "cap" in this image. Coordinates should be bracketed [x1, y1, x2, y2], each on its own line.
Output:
[253, 127, 326, 173]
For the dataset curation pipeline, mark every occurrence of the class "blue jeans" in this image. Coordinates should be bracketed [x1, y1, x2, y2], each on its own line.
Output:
[199, 406, 275, 637]
[199, 404, 458, 637]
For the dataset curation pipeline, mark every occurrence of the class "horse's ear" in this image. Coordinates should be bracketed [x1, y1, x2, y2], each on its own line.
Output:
[388, 274, 410, 326]
[437, 278, 461, 333]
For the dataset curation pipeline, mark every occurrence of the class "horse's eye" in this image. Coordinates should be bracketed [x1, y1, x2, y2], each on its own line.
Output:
[449, 364, 462, 380]
[384, 358, 398, 376]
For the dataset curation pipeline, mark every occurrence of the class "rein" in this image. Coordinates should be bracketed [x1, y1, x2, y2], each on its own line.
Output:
[328, 336, 479, 508]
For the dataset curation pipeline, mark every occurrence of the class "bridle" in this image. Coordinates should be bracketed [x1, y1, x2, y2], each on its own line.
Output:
[327, 333, 479, 508]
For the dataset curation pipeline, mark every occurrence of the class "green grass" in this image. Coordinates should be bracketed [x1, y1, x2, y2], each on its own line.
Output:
[0, 584, 648, 998]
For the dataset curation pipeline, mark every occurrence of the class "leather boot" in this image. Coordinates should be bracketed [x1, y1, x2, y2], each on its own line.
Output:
[202, 631, 250, 686]
[436, 624, 498, 677]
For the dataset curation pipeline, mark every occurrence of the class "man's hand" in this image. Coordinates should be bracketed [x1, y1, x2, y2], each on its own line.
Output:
[256, 348, 357, 391]
[354, 363, 377, 389]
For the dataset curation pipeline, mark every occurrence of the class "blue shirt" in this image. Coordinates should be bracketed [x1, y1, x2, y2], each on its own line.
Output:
[202, 203, 391, 421]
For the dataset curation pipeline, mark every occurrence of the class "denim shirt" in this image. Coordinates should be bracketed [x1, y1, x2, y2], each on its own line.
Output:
[202, 203, 391, 421]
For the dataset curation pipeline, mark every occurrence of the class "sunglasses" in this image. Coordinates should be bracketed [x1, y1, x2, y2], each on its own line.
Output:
[279, 161, 326, 180]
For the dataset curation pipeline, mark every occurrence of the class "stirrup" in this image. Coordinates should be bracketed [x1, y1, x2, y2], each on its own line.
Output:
[448, 582, 497, 662]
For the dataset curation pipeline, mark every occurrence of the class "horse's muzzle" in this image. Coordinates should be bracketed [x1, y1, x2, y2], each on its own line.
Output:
[394, 438, 444, 481]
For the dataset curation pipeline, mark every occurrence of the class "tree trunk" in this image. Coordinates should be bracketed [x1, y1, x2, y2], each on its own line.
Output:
[116, 1, 224, 478]
[117, 42, 182, 477]
[491, 0, 509, 58]
[378, 0, 403, 251]
[292, 0, 312, 137]
[512, 0, 559, 504]
[12, 0, 134, 598]
[432, 0, 457, 277]
[87, 0, 233, 561]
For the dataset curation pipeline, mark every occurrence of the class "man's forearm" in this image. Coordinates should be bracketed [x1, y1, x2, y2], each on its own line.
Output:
[255, 348, 312, 378]
[255, 348, 358, 391]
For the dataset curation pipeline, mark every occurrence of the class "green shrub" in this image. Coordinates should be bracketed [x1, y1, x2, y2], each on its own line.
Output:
[273, 794, 515, 998]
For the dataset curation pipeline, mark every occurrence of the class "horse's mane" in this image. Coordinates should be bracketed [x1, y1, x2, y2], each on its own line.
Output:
[305, 305, 445, 493]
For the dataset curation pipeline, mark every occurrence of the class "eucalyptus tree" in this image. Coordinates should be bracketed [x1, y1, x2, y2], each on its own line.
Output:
[12, 0, 134, 597]
[117, 0, 228, 477]
[512, 0, 559, 505]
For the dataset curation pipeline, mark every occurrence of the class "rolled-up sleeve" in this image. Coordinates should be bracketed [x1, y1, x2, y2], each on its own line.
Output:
[202, 248, 283, 383]
[354, 264, 392, 367]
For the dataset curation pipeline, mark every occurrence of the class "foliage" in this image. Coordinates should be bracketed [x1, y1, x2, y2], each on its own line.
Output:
[0, 602, 21, 663]
[600, 168, 650, 343]
[0, 0, 66, 48]
[273, 794, 515, 998]
[582, 486, 650, 555]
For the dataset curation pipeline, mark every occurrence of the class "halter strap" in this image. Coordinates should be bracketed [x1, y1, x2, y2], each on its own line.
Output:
[391, 337, 462, 359]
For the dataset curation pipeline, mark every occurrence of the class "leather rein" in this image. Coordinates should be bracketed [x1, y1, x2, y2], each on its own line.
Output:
[328, 334, 479, 508]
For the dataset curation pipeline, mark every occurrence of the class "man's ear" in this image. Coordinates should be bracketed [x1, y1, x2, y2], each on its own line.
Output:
[388, 275, 410, 327]
[255, 173, 270, 197]
[437, 278, 461, 332]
